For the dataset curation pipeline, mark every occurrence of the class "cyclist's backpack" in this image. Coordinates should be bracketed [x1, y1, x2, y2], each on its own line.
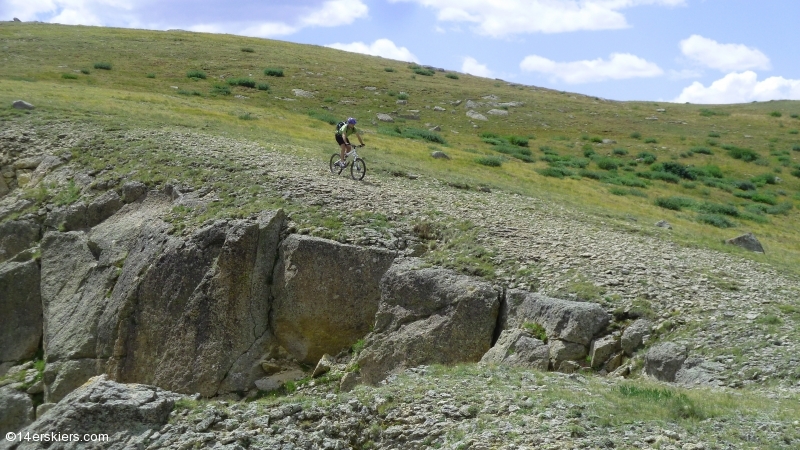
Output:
[336, 121, 345, 133]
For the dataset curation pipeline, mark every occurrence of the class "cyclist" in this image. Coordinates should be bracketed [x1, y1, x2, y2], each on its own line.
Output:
[335, 117, 365, 167]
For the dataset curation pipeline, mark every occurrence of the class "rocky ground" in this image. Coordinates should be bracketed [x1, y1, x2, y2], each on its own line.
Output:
[1, 118, 799, 448]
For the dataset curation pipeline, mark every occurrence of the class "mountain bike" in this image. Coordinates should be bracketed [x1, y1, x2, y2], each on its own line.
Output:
[330, 144, 367, 180]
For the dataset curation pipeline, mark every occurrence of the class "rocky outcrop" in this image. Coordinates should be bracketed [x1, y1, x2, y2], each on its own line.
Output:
[725, 232, 765, 253]
[0, 220, 40, 263]
[13, 375, 179, 450]
[356, 259, 500, 384]
[621, 318, 652, 356]
[109, 210, 285, 397]
[480, 329, 548, 370]
[0, 386, 35, 435]
[272, 235, 397, 364]
[0, 259, 42, 365]
[645, 342, 688, 382]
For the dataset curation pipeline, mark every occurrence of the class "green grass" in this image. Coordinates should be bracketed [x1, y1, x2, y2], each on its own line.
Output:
[1, 22, 799, 277]
[445, 73, 459, 79]
[186, 69, 206, 79]
[93, 62, 112, 70]
[241, 47, 254, 53]
[227, 77, 256, 88]
[476, 156, 502, 167]
[61, 73, 77, 79]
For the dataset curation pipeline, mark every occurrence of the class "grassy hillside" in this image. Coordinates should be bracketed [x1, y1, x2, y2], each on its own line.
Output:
[2, 22, 800, 273]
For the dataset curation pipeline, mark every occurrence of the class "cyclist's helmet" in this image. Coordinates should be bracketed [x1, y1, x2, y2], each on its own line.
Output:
[347, 117, 357, 125]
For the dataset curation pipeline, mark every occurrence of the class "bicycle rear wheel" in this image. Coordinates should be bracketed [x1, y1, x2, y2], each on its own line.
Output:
[351, 157, 366, 180]
[330, 153, 344, 175]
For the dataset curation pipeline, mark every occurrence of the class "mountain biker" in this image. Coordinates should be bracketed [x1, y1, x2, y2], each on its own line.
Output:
[335, 117, 364, 167]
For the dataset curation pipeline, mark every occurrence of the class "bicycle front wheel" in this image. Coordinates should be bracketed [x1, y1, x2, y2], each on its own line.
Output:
[330, 153, 344, 175]
[351, 157, 367, 180]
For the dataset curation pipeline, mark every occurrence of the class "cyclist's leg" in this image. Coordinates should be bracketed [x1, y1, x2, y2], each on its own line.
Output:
[339, 143, 348, 163]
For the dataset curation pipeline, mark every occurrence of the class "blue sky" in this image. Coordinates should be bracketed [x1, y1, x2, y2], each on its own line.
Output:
[4, 0, 800, 103]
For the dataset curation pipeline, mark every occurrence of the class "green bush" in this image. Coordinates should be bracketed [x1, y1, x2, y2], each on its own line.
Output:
[791, 168, 800, 178]
[638, 171, 680, 183]
[445, 73, 459, 79]
[241, 47, 254, 52]
[476, 156, 502, 167]
[507, 136, 529, 147]
[766, 202, 793, 215]
[211, 84, 231, 95]
[93, 62, 112, 70]
[177, 89, 201, 96]
[61, 73, 77, 79]
[699, 108, 729, 117]
[397, 92, 409, 100]
[536, 167, 573, 178]
[227, 77, 256, 88]
[579, 170, 603, 180]
[482, 137, 505, 146]
[413, 68, 435, 76]
[789, 129, 798, 134]
[80, 68, 90, 75]
[264, 68, 284, 77]
[522, 322, 548, 343]
[612, 148, 628, 155]
[187, 69, 206, 79]
[307, 110, 338, 125]
[698, 214, 735, 228]
[146, 73, 156, 78]
[770, 111, 782, 117]
[590, 136, 603, 143]
[596, 158, 620, 170]
[697, 202, 739, 216]
[655, 196, 695, 211]
[644, 137, 657, 144]
[630, 132, 641, 139]
[751, 193, 778, 205]
[792, 145, 800, 152]
[751, 173, 777, 185]
[583, 148, 596, 157]
[238, 112, 255, 120]
[724, 145, 759, 162]
[605, 176, 648, 188]
[257, 83, 269, 91]
[637, 152, 657, 164]
[690, 146, 713, 155]
[384, 67, 395, 72]
[792, 113, 799, 119]
[708, 132, 720, 138]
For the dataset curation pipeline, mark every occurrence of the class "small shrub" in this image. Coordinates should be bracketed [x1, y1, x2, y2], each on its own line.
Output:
[177, 89, 202, 96]
[80, 68, 90, 75]
[644, 137, 657, 144]
[690, 146, 713, 155]
[507, 136, 529, 147]
[445, 73, 459, 79]
[307, 110, 338, 125]
[630, 132, 641, 139]
[187, 69, 206, 79]
[384, 67, 395, 72]
[476, 156, 502, 167]
[751, 193, 778, 205]
[590, 136, 603, 143]
[413, 68, 435, 76]
[583, 148, 596, 157]
[211, 84, 231, 95]
[789, 129, 798, 134]
[61, 73, 78, 79]
[751, 173, 777, 185]
[397, 92, 409, 100]
[655, 196, 695, 211]
[241, 47, 255, 53]
[522, 322, 547, 343]
[238, 112, 255, 120]
[93, 62, 112, 70]
[264, 68, 284, 77]
[792, 113, 799, 119]
[708, 132, 720, 138]
[699, 108, 729, 117]
[697, 202, 739, 217]
[536, 167, 573, 178]
[792, 145, 800, 152]
[612, 148, 628, 155]
[791, 168, 800, 178]
[257, 83, 269, 91]
[722, 145, 759, 162]
[770, 111, 782, 117]
[146, 73, 156, 78]
[227, 77, 256, 88]
[698, 214, 735, 228]
[766, 202, 793, 215]
[579, 170, 603, 180]
[637, 152, 657, 164]
[596, 158, 620, 170]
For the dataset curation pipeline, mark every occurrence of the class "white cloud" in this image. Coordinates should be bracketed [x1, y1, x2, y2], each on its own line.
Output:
[674, 71, 800, 104]
[302, 0, 368, 27]
[2, 0, 133, 24]
[389, 0, 685, 36]
[520, 53, 663, 84]
[461, 57, 493, 78]
[238, 22, 299, 38]
[668, 69, 703, 80]
[326, 39, 419, 62]
[680, 35, 770, 72]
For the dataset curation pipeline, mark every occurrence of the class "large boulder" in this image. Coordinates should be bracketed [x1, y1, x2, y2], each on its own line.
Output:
[0, 386, 34, 434]
[621, 318, 652, 356]
[272, 235, 397, 364]
[645, 342, 688, 382]
[86, 190, 123, 227]
[480, 329, 549, 371]
[725, 232, 765, 253]
[501, 289, 610, 346]
[356, 259, 500, 384]
[0, 259, 42, 364]
[14, 375, 179, 450]
[108, 210, 285, 397]
[0, 219, 40, 263]
[43, 359, 103, 404]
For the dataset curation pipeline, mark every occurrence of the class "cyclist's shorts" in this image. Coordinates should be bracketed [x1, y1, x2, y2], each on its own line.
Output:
[335, 134, 350, 146]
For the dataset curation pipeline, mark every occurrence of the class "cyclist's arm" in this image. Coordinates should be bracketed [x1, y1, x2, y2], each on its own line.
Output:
[357, 133, 364, 146]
